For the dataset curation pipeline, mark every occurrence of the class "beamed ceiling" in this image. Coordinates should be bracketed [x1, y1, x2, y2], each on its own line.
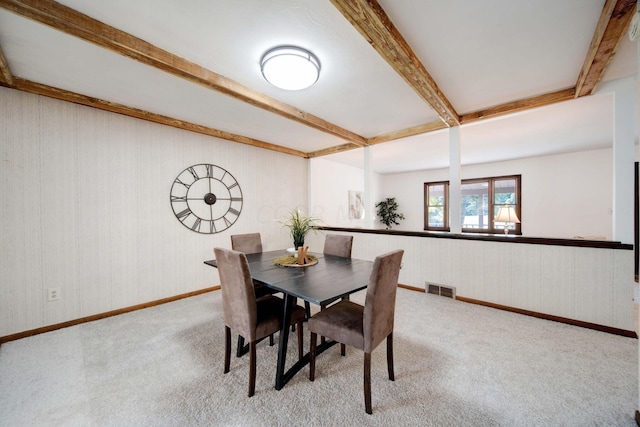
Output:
[0, 0, 637, 173]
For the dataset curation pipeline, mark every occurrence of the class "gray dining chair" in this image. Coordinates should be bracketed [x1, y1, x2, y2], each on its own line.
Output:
[214, 247, 306, 397]
[308, 249, 404, 414]
[304, 234, 355, 318]
[230, 233, 277, 297]
[230, 232, 279, 356]
[323, 234, 353, 258]
[231, 233, 263, 255]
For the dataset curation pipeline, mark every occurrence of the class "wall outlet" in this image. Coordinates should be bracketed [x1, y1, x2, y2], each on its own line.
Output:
[47, 287, 60, 302]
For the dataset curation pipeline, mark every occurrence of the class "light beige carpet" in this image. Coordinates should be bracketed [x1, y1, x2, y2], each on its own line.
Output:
[0, 288, 637, 426]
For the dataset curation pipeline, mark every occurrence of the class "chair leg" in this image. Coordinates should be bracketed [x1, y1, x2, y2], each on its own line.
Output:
[309, 332, 317, 381]
[270, 334, 274, 346]
[364, 352, 372, 414]
[224, 326, 231, 374]
[387, 333, 395, 381]
[248, 341, 256, 397]
[296, 321, 304, 361]
[340, 343, 346, 356]
[236, 335, 245, 357]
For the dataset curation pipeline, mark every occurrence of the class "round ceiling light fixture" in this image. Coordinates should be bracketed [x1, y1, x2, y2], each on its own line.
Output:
[260, 46, 321, 91]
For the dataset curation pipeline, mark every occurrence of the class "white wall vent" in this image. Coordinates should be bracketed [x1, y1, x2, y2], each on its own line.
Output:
[426, 282, 456, 299]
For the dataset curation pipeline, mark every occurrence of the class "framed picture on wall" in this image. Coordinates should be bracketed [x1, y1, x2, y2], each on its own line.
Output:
[349, 190, 364, 220]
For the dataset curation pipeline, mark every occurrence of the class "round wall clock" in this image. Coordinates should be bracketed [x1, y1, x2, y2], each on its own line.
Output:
[170, 164, 243, 234]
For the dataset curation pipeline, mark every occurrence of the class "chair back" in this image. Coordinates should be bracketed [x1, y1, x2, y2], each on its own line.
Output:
[363, 249, 404, 353]
[214, 247, 258, 341]
[231, 233, 263, 254]
[323, 234, 353, 258]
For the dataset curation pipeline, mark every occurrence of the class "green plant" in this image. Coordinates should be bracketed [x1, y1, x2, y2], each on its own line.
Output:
[375, 198, 405, 229]
[280, 208, 320, 248]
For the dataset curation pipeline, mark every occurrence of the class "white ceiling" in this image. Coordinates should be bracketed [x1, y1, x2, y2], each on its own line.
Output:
[325, 90, 618, 173]
[0, 0, 637, 174]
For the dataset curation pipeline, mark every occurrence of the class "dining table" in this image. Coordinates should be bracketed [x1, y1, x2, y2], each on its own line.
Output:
[205, 249, 373, 390]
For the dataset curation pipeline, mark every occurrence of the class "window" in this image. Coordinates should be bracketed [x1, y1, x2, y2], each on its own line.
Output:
[424, 182, 449, 231]
[461, 180, 489, 230]
[491, 177, 521, 234]
[424, 175, 521, 234]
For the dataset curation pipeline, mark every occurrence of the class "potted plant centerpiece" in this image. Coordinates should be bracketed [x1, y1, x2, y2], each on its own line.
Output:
[280, 208, 320, 249]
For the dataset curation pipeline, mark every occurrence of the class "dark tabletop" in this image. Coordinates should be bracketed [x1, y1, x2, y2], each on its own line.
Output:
[205, 249, 372, 306]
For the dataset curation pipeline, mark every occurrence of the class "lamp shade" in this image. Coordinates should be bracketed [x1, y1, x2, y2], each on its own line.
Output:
[260, 46, 320, 91]
[494, 206, 520, 223]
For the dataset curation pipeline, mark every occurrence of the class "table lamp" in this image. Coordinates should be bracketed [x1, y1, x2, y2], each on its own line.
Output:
[494, 206, 520, 235]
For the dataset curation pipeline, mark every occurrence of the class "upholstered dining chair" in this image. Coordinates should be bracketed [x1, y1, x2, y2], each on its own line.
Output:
[230, 232, 262, 255]
[214, 247, 306, 397]
[323, 233, 353, 258]
[308, 249, 404, 414]
[230, 233, 278, 356]
[304, 234, 354, 318]
[230, 232, 276, 298]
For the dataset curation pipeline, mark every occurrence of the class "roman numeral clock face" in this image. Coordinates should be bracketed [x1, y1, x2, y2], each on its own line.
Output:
[170, 164, 243, 234]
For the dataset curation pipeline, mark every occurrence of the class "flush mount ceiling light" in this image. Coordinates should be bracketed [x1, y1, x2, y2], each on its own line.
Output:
[260, 46, 320, 91]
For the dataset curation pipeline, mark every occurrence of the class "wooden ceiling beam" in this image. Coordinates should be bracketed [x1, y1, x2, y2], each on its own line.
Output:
[12, 78, 309, 158]
[368, 121, 448, 145]
[0, 0, 368, 147]
[331, 0, 460, 127]
[308, 120, 450, 158]
[0, 45, 14, 86]
[2, 0, 631, 161]
[575, 0, 637, 97]
[311, 84, 575, 154]
[307, 120, 449, 157]
[307, 143, 361, 158]
[460, 88, 576, 124]
[312, 84, 575, 152]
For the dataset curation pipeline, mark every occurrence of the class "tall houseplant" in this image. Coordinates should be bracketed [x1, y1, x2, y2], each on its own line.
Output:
[375, 197, 405, 229]
[280, 208, 320, 249]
